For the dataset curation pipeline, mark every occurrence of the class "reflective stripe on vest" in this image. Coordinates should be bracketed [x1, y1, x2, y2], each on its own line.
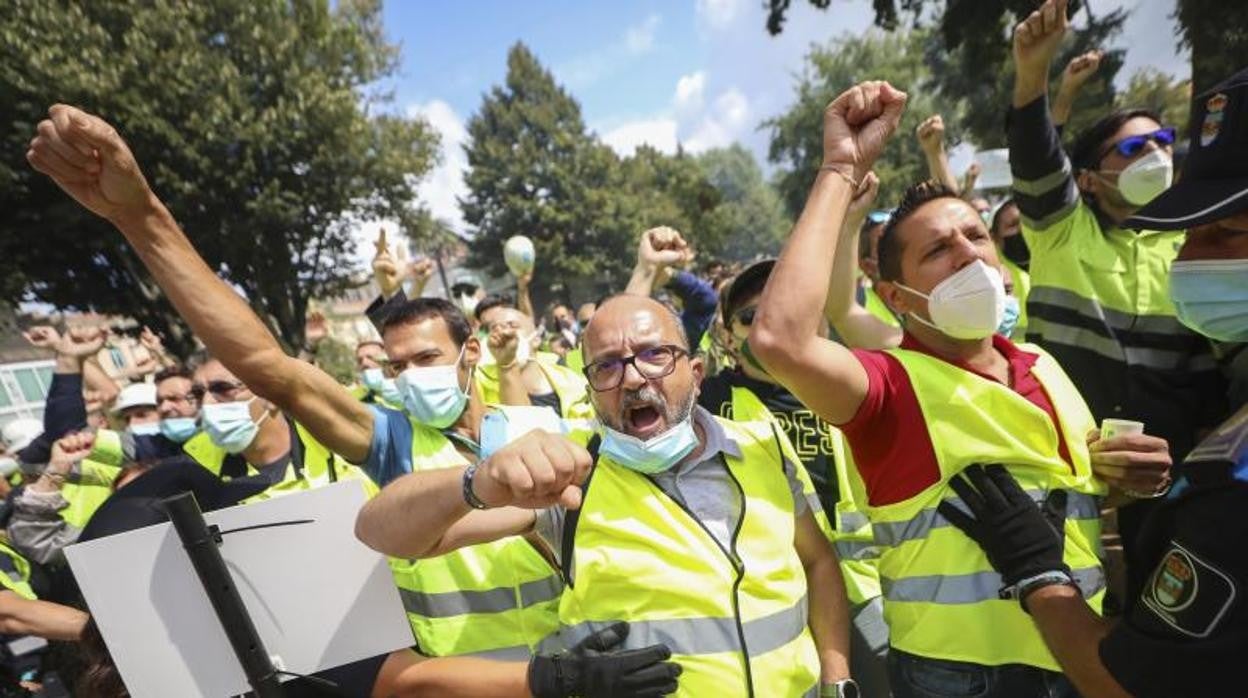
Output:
[869, 345, 1106, 671]
[558, 416, 819, 697]
[398, 414, 561, 658]
[730, 386, 882, 605]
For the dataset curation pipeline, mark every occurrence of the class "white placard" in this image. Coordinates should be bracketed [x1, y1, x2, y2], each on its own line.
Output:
[973, 148, 1013, 190]
[65, 482, 413, 698]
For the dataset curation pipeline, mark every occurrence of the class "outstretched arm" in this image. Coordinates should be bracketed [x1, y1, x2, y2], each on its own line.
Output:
[750, 81, 907, 425]
[26, 106, 375, 462]
[823, 173, 902, 350]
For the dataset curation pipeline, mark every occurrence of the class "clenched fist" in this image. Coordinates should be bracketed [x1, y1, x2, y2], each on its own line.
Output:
[27, 105, 154, 223]
[822, 81, 908, 184]
[471, 430, 592, 510]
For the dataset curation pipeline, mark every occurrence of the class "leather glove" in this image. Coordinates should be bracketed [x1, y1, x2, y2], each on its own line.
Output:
[528, 621, 682, 698]
[938, 465, 1074, 601]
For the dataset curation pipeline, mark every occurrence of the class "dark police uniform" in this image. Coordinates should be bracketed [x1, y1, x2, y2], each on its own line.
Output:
[1098, 403, 1248, 696]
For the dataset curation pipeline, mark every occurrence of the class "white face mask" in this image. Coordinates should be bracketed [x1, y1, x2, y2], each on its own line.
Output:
[457, 294, 479, 316]
[1100, 149, 1174, 206]
[896, 260, 1006, 340]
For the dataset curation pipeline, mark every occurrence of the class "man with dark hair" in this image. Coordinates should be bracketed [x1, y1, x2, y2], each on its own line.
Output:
[352, 340, 391, 405]
[752, 78, 1171, 698]
[473, 293, 515, 329]
[1007, 0, 1226, 598]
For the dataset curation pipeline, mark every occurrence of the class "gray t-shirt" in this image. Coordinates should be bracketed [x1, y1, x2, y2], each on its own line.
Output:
[534, 406, 807, 565]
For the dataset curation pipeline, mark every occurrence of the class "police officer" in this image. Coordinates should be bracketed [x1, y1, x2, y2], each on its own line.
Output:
[941, 65, 1248, 697]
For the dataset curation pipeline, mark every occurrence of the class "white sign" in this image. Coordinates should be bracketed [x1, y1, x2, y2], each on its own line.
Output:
[973, 148, 1013, 190]
[65, 482, 413, 698]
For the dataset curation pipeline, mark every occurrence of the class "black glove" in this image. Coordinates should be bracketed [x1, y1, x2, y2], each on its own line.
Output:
[938, 464, 1070, 590]
[528, 621, 682, 698]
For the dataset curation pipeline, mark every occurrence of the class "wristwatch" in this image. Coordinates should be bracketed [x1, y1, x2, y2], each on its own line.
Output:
[462, 463, 490, 510]
[820, 679, 860, 698]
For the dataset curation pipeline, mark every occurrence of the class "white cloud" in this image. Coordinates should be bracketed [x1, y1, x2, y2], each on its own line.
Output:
[407, 99, 469, 234]
[674, 71, 706, 114]
[601, 118, 679, 156]
[696, 0, 741, 30]
[625, 14, 661, 55]
[684, 88, 750, 153]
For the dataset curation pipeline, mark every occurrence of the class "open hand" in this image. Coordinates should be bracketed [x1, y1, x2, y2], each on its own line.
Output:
[822, 81, 908, 184]
[472, 430, 592, 510]
[26, 105, 153, 222]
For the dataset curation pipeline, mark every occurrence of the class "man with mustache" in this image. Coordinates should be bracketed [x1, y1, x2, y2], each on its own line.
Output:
[355, 291, 855, 697]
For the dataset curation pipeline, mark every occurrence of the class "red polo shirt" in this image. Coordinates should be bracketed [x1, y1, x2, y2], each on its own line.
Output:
[843, 333, 1073, 506]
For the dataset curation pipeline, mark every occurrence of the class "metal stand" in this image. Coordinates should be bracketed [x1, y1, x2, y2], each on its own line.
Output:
[163, 492, 285, 698]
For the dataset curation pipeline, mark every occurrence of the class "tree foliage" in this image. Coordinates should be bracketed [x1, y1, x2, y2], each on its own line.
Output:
[1174, 0, 1248, 107]
[766, 30, 962, 217]
[461, 44, 789, 305]
[1115, 68, 1191, 132]
[0, 0, 438, 356]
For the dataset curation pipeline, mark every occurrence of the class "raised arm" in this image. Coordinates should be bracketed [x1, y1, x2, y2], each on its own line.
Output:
[26, 106, 375, 463]
[823, 173, 902, 350]
[24, 327, 105, 437]
[488, 326, 532, 407]
[516, 271, 535, 321]
[917, 115, 960, 193]
[624, 227, 693, 298]
[356, 430, 589, 558]
[1052, 50, 1103, 129]
[750, 81, 907, 425]
[1009, 0, 1082, 234]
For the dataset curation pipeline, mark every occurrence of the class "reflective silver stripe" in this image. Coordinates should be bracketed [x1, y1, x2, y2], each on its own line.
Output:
[1011, 158, 1073, 197]
[805, 493, 825, 515]
[559, 595, 809, 657]
[467, 644, 535, 661]
[1021, 199, 1079, 231]
[802, 685, 819, 698]
[401, 576, 561, 618]
[883, 566, 1105, 605]
[873, 490, 1100, 548]
[838, 511, 870, 532]
[1028, 286, 1190, 336]
[1028, 319, 1193, 369]
[834, 540, 881, 561]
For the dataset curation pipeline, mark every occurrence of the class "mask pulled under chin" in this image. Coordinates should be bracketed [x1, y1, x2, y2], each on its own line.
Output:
[896, 260, 1006, 340]
[599, 415, 699, 475]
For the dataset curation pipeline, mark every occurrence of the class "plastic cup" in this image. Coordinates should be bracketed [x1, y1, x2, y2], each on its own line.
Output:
[1101, 419, 1145, 441]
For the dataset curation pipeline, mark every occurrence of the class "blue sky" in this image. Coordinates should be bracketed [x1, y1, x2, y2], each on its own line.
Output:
[357, 0, 1189, 255]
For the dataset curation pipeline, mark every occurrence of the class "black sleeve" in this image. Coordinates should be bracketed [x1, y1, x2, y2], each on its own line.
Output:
[1098, 485, 1248, 697]
[1008, 96, 1081, 229]
[366, 289, 409, 332]
[44, 372, 88, 439]
[697, 374, 734, 419]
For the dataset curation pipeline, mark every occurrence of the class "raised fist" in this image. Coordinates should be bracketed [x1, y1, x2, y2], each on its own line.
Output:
[822, 81, 908, 184]
[638, 227, 693, 269]
[26, 105, 153, 223]
[1060, 49, 1103, 93]
[916, 115, 946, 154]
[1013, 0, 1070, 78]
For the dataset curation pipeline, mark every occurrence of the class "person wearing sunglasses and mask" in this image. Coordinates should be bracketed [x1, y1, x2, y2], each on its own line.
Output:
[356, 291, 855, 697]
[1008, 0, 1228, 600]
[751, 79, 1173, 697]
[927, 65, 1248, 698]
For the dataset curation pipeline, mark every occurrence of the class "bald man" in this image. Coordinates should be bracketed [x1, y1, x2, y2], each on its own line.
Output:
[475, 307, 595, 421]
[356, 294, 854, 697]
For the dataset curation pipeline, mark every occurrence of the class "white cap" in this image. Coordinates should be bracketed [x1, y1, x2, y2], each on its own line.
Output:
[1, 418, 43, 453]
[114, 382, 158, 414]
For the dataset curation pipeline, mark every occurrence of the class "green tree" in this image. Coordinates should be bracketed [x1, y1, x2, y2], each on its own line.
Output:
[1173, 0, 1248, 110]
[1115, 68, 1191, 131]
[0, 0, 437, 356]
[766, 30, 962, 218]
[764, 1, 1126, 148]
[461, 43, 625, 308]
[696, 145, 791, 260]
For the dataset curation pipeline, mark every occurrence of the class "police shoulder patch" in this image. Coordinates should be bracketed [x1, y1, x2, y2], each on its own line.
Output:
[1141, 541, 1238, 638]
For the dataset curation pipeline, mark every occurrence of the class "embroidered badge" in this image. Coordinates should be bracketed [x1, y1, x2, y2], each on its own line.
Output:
[1142, 541, 1237, 638]
[1200, 93, 1228, 147]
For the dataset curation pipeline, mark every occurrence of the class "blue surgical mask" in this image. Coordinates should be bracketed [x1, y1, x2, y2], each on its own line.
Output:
[159, 417, 198, 443]
[1170, 259, 1248, 342]
[600, 416, 699, 475]
[361, 367, 385, 393]
[128, 422, 161, 438]
[396, 347, 469, 429]
[201, 398, 268, 454]
[998, 295, 1021, 338]
[378, 378, 403, 407]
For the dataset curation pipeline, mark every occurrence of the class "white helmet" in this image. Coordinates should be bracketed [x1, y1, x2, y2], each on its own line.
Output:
[1, 418, 43, 453]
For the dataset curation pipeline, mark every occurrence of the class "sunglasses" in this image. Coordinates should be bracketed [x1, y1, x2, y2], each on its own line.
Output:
[867, 210, 892, 225]
[190, 380, 247, 401]
[733, 307, 757, 327]
[1100, 127, 1176, 161]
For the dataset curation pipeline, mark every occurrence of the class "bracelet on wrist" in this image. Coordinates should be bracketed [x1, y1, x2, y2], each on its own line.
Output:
[817, 166, 860, 190]
[1000, 569, 1079, 614]
[462, 463, 490, 510]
